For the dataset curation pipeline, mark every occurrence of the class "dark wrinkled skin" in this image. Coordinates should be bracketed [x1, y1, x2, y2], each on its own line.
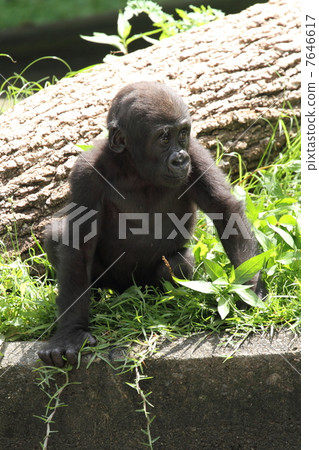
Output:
[38, 81, 266, 367]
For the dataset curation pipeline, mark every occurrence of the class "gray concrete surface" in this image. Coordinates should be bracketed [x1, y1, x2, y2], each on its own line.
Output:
[0, 331, 300, 449]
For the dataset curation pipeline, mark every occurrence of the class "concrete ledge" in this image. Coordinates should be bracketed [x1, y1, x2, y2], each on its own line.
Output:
[0, 331, 300, 449]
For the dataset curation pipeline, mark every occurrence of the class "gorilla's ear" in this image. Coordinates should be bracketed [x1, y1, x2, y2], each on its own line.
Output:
[108, 127, 126, 153]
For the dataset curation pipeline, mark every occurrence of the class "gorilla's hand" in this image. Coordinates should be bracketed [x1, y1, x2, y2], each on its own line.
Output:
[38, 327, 97, 367]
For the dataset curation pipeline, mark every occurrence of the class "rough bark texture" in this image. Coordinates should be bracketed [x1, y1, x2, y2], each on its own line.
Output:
[0, 0, 300, 254]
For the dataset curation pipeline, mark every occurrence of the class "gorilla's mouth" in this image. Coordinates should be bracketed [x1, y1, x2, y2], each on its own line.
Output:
[169, 166, 191, 181]
[162, 173, 188, 186]
[165, 170, 188, 179]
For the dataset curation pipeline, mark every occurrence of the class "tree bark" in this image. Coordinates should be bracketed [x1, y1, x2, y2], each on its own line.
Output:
[0, 0, 300, 254]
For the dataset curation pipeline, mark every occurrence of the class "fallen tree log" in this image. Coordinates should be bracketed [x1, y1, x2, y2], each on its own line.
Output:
[0, 0, 300, 254]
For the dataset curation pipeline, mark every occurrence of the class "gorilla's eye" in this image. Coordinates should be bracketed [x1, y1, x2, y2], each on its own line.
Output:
[160, 131, 170, 145]
[179, 128, 188, 143]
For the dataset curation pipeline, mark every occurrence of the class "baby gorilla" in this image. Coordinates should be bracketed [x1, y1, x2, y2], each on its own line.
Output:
[39, 81, 265, 367]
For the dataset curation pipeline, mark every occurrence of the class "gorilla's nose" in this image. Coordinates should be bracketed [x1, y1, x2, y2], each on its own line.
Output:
[168, 150, 190, 175]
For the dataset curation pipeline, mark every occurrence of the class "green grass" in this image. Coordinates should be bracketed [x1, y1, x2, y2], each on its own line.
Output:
[0, 55, 74, 113]
[0, 124, 301, 346]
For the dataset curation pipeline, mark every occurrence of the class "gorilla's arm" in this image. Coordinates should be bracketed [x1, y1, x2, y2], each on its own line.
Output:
[38, 155, 104, 366]
[188, 138, 266, 296]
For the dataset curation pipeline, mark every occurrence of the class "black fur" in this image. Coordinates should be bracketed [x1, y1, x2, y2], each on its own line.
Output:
[39, 82, 265, 367]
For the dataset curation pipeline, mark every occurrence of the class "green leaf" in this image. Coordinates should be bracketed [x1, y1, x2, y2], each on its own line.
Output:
[123, 0, 167, 23]
[278, 214, 297, 226]
[81, 32, 119, 45]
[228, 283, 253, 291]
[76, 144, 93, 152]
[277, 250, 300, 265]
[117, 11, 132, 40]
[268, 223, 296, 249]
[254, 227, 275, 251]
[126, 29, 160, 46]
[245, 194, 259, 223]
[232, 286, 265, 308]
[266, 264, 277, 276]
[275, 197, 297, 206]
[173, 278, 216, 294]
[193, 239, 209, 261]
[229, 265, 236, 284]
[217, 296, 230, 319]
[204, 259, 226, 281]
[266, 215, 277, 226]
[81, 33, 127, 54]
[141, 35, 159, 45]
[234, 250, 272, 284]
[176, 8, 190, 21]
[232, 185, 247, 202]
[212, 278, 228, 287]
